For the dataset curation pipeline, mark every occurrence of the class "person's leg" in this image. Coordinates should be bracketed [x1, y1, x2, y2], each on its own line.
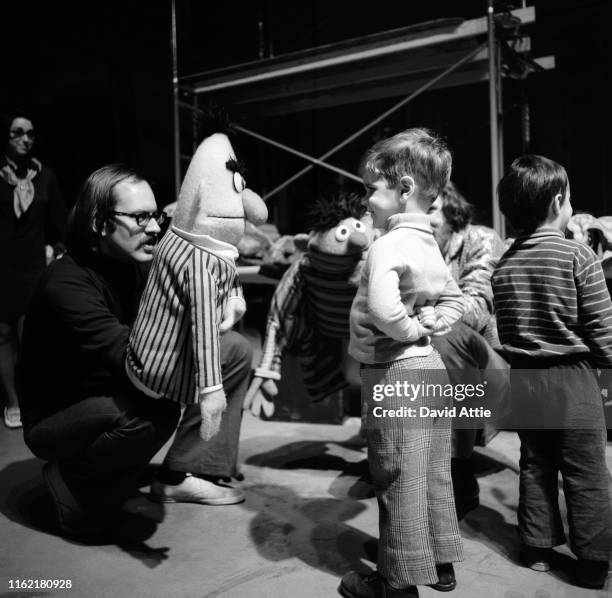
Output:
[432, 323, 484, 519]
[0, 318, 21, 427]
[162, 330, 252, 477]
[152, 331, 251, 505]
[26, 393, 180, 510]
[427, 390, 464, 578]
[517, 430, 565, 550]
[561, 426, 612, 586]
[367, 358, 443, 588]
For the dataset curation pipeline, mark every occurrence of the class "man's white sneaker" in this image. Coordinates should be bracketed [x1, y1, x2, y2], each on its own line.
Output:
[150, 474, 245, 505]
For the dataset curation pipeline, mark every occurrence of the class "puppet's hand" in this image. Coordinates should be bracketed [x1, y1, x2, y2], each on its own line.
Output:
[199, 389, 227, 440]
[219, 299, 247, 334]
[244, 376, 277, 418]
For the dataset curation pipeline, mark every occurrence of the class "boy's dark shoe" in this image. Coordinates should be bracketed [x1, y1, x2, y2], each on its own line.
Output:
[338, 571, 418, 598]
[520, 545, 553, 572]
[575, 558, 610, 589]
[429, 563, 456, 592]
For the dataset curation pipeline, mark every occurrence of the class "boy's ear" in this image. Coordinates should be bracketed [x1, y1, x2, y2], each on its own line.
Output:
[551, 193, 564, 216]
[400, 175, 415, 201]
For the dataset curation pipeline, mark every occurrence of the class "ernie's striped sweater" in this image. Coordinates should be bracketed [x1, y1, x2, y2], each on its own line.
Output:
[492, 227, 612, 366]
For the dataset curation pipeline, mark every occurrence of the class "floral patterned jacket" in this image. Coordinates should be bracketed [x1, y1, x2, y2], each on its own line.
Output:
[445, 224, 505, 347]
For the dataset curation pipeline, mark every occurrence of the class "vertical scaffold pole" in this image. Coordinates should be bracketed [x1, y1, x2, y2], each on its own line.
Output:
[171, 0, 181, 199]
[488, 0, 504, 237]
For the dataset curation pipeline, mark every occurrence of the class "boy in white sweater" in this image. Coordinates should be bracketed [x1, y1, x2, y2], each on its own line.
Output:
[340, 129, 464, 598]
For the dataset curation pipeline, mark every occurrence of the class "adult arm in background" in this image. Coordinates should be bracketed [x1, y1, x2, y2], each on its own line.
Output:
[451, 226, 505, 332]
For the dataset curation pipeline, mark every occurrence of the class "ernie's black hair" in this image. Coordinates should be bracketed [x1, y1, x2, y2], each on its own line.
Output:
[307, 192, 367, 232]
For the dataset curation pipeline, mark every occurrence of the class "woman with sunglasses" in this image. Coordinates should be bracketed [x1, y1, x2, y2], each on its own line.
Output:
[0, 110, 66, 429]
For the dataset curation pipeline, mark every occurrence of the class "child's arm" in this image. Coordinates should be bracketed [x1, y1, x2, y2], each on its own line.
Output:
[366, 245, 433, 342]
[432, 271, 465, 335]
[576, 248, 612, 368]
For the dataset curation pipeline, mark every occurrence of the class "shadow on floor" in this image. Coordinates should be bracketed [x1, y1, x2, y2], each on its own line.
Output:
[245, 439, 375, 500]
[240, 483, 375, 578]
[0, 458, 172, 567]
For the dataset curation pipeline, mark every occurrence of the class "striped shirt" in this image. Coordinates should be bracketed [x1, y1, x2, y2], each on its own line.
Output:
[254, 251, 359, 401]
[127, 227, 243, 404]
[492, 227, 612, 366]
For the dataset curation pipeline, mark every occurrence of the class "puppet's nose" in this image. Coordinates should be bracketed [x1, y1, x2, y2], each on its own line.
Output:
[242, 188, 267, 226]
[348, 230, 369, 250]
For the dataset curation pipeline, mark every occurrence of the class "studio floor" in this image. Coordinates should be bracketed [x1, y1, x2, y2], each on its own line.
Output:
[1, 414, 611, 598]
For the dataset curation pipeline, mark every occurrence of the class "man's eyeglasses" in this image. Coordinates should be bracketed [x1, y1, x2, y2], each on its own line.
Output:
[111, 211, 168, 228]
[9, 128, 36, 140]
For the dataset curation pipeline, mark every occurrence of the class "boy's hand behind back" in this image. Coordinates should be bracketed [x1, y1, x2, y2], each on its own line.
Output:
[416, 305, 436, 330]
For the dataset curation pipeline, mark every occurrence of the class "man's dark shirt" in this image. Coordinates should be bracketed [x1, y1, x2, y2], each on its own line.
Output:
[17, 253, 146, 428]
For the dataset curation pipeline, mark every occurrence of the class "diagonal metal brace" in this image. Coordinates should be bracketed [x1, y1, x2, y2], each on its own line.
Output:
[263, 42, 487, 201]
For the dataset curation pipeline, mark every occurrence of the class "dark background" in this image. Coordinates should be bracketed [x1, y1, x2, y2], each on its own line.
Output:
[2, 0, 611, 233]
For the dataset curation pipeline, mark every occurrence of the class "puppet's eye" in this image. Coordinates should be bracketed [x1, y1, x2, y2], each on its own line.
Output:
[335, 226, 350, 241]
[352, 221, 365, 232]
[233, 172, 246, 193]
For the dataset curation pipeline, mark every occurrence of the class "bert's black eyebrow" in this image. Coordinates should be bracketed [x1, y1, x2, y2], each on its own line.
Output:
[226, 158, 247, 177]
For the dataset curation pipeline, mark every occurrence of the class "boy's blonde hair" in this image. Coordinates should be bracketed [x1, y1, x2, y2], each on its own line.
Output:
[360, 128, 452, 202]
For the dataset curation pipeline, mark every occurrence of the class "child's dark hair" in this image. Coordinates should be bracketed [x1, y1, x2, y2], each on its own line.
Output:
[497, 154, 569, 233]
[359, 128, 452, 203]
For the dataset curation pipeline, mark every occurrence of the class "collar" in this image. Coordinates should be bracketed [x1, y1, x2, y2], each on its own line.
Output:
[516, 226, 565, 242]
[3, 154, 41, 174]
[172, 225, 239, 260]
[385, 213, 433, 235]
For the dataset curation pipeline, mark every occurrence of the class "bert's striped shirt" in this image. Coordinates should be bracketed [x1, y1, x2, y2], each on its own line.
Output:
[127, 227, 244, 404]
[492, 227, 612, 366]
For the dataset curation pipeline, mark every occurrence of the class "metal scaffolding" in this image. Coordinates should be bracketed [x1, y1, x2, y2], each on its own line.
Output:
[171, 4, 553, 236]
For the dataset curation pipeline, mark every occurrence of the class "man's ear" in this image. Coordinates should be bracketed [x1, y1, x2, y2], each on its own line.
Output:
[92, 217, 108, 237]
[399, 175, 415, 202]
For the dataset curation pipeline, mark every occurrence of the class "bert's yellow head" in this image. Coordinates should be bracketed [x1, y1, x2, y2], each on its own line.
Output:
[173, 132, 267, 247]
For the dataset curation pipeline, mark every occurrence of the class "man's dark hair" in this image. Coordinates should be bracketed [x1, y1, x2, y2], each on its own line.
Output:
[497, 154, 569, 233]
[66, 164, 146, 261]
[439, 181, 473, 232]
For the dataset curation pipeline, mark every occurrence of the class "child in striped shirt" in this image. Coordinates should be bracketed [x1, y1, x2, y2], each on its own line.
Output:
[493, 154, 612, 589]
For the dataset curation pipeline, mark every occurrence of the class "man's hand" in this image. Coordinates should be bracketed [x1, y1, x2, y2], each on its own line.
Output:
[219, 299, 247, 334]
[199, 389, 227, 440]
